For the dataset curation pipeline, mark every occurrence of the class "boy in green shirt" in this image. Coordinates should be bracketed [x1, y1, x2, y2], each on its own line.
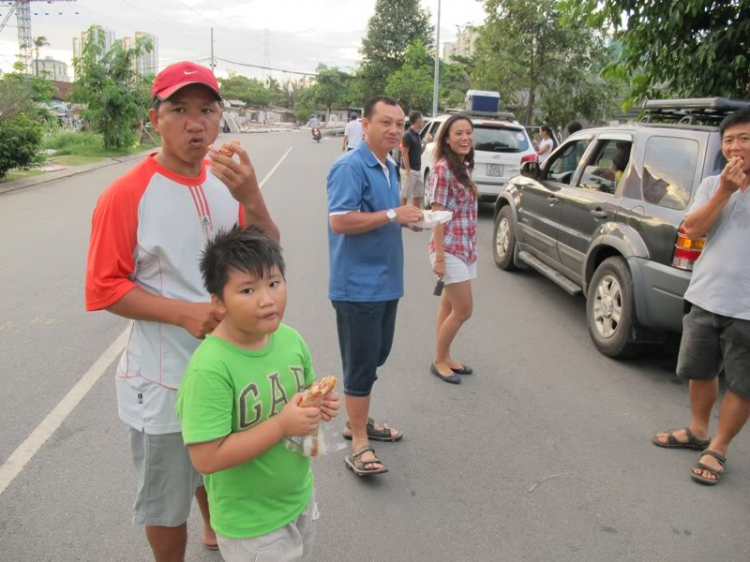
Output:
[176, 225, 340, 561]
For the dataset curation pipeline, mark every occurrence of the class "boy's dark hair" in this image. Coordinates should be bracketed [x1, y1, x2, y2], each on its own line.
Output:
[720, 108, 750, 137]
[409, 110, 422, 123]
[200, 225, 286, 298]
[567, 120, 582, 135]
[152, 98, 162, 112]
[364, 95, 401, 119]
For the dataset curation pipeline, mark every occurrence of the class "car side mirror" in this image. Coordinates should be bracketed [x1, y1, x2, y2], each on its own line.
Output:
[521, 161, 540, 180]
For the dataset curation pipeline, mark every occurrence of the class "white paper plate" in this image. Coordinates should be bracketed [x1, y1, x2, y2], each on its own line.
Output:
[411, 210, 453, 229]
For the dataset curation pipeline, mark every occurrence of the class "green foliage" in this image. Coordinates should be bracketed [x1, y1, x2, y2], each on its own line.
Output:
[220, 72, 271, 106]
[385, 42, 434, 113]
[0, 114, 44, 179]
[357, 0, 434, 101]
[0, 71, 55, 120]
[71, 26, 153, 149]
[576, 0, 750, 105]
[43, 131, 104, 154]
[472, 0, 620, 126]
[294, 87, 317, 123]
[315, 65, 350, 113]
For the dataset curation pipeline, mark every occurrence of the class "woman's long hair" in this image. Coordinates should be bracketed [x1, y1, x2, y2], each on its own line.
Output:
[433, 114, 477, 195]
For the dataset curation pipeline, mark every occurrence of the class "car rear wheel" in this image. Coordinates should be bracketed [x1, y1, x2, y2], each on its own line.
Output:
[586, 256, 642, 358]
[493, 205, 518, 271]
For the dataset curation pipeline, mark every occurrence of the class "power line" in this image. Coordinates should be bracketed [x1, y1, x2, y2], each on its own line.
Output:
[215, 56, 319, 77]
[172, 0, 214, 25]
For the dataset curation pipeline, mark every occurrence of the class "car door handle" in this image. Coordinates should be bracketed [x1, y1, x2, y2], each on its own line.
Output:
[590, 208, 608, 219]
[547, 196, 559, 206]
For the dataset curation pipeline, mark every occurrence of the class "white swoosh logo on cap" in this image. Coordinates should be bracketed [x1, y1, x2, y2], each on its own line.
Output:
[184, 70, 199, 75]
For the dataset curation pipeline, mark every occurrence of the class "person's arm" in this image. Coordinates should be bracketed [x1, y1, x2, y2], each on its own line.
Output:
[402, 145, 411, 174]
[208, 144, 280, 242]
[188, 393, 320, 475]
[329, 206, 423, 235]
[430, 203, 447, 279]
[428, 165, 451, 278]
[538, 140, 551, 156]
[342, 134, 349, 151]
[107, 288, 223, 339]
[684, 158, 747, 240]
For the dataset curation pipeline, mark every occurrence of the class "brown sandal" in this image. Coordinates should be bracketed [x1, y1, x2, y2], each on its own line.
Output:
[652, 427, 710, 450]
[690, 450, 726, 486]
[343, 418, 403, 442]
[344, 446, 388, 477]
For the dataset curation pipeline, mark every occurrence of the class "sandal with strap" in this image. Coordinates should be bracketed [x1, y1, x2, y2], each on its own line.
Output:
[343, 418, 403, 442]
[344, 445, 389, 477]
[652, 427, 710, 450]
[691, 449, 726, 486]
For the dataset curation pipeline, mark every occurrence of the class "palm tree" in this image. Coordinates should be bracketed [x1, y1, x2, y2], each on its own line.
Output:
[33, 36, 50, 76]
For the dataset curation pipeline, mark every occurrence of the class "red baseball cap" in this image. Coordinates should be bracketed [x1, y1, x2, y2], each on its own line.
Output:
[151, 61, 221, 101]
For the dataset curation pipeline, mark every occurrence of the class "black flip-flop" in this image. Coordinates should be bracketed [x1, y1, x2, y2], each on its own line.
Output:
[652, 427, 710, 450]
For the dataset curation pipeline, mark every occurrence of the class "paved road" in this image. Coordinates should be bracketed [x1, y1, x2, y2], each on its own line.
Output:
[0, 132, 748, 562]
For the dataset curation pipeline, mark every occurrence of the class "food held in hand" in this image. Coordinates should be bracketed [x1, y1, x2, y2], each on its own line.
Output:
[218, 140, 241, 157]
[300, 376, 337, 407]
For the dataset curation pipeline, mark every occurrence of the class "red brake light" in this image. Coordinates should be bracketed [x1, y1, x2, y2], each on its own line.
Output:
[521, 154, 538, 164]
[672, 225, 705, 271]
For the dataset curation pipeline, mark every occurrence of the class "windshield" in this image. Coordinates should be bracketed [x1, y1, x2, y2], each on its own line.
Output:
[473, 126, 529, 153]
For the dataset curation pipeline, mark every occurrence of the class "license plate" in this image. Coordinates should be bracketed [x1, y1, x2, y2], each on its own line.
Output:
[487, 163, 504, 177]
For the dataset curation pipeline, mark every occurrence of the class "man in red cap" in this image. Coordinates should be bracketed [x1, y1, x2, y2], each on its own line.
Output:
[85, 62, 279, 561]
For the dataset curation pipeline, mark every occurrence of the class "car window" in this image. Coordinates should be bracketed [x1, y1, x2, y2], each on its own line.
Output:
[428, 121, 440, 138]
[642, 136, 699, 210]
[544, 137, 592, 184]
[577, 139, 632, 195]
[420, 121, 432, 139]
[473, 126, 529, 153]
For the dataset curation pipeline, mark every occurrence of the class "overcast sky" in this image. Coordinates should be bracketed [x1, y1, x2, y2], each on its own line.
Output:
[0, 0, 486, 80]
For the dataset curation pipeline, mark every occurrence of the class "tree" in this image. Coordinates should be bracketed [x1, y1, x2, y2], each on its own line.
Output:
[0, 114, 44, 179]
[314, 65, 350, 118]
[385, 42, 434, 113]
[71, 26, 153, 149]
[471, 0, 620, 126]
[0, 71, 55, 121]
[356, 0, 434, 101]
[33, 36, 50, 77]
[219, 72, 271, 106]
[294, 86, 317, 123]
[577, 0, 750, 106]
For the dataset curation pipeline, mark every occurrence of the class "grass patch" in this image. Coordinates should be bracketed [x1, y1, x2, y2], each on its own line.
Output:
[49, 155, 105, 166]
[43, 131, 160, 162]
[1, 169, 45, 182]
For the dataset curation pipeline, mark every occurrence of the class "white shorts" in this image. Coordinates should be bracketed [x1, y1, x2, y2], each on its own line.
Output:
[430, 252, 477, 285]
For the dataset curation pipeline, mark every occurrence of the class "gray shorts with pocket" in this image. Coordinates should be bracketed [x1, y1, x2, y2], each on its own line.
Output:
[677, 304, 750, 399]
[129, 428, 203, 527]
[216, 490, 318, 562]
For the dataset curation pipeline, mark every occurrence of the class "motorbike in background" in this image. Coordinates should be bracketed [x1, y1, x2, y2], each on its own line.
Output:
[312, 127, 322, 143]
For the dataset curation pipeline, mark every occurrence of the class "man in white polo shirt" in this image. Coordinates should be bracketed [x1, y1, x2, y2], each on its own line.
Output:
[85, 62, 279, 560]
[653, 107, 750, 487]
[343, 113, 364, 152]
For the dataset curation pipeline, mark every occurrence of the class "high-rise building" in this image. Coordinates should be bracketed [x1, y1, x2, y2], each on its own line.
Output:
[442, 27, 479, 61]
[33, 57, 69, 81]
[442, 42, 457, 61]
[72, 27, 116, 60]
[134, 32, 159, 76]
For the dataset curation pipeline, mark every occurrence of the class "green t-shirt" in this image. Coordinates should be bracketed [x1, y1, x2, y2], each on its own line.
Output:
[176, 324, 315, 539]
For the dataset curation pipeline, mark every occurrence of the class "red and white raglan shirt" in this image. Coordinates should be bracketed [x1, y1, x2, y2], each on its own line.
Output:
[86, 154, 245, 435]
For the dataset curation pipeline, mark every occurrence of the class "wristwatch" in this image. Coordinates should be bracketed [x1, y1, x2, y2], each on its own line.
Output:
[386, 209, 397, 223]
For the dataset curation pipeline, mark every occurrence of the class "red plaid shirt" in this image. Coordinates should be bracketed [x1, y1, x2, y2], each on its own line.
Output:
[428, 158, 478, 264]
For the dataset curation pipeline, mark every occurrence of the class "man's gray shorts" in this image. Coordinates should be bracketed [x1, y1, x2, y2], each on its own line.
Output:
[677, 304, 750, 399]
[216, 490, 318, 562]
[400, 171, 425, 199]
[129, 428, 202, 527]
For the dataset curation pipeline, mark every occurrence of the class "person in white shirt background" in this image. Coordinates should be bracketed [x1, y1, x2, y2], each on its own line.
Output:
[343, 113, 364, 152]
[536, 125, 556, 163]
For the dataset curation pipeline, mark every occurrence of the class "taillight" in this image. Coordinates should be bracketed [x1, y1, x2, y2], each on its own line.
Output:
[672, 225, 705, 271]
[521, 153, 538, 164]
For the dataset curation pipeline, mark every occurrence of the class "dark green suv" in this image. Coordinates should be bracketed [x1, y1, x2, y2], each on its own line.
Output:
[492, 98, 749, 358]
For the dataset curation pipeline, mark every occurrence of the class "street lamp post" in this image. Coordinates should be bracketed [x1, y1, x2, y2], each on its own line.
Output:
[432, 0, 441, 117]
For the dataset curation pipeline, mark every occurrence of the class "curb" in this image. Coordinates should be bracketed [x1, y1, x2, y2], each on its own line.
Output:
[0, 150, 154, 196]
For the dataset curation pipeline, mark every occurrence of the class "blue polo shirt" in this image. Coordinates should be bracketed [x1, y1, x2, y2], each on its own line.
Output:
[327, 142, 404, 302]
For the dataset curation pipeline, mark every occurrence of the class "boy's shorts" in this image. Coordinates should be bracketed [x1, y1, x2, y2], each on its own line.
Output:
[216, 490, 318, 562]
[331, 300, 399, 397]
[129, 428, 203, 527]
[677, 304, 750, 399]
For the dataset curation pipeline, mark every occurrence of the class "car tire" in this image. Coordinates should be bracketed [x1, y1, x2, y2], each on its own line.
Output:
[493, 205, 518, 271]
[586, 256, 642, 358]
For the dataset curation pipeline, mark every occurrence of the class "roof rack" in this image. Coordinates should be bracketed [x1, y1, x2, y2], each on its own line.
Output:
[445, 108, 517, 121]
[641, 97, 750, 125]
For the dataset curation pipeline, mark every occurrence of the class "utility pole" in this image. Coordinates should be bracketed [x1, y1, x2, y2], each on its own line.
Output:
[432, 0, 441, 117]
[210, 27, 215, 72]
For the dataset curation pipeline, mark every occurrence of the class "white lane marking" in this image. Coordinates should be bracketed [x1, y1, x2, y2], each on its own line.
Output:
[0, 328, 130, 497]
[259, 146, 293, 188]
[0, 146, 295, 497]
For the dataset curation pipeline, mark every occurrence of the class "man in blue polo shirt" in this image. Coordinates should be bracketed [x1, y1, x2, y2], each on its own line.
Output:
[327, 95, 423, 477]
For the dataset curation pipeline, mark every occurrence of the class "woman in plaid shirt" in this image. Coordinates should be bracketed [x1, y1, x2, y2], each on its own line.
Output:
[427, 114, 478, 384]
